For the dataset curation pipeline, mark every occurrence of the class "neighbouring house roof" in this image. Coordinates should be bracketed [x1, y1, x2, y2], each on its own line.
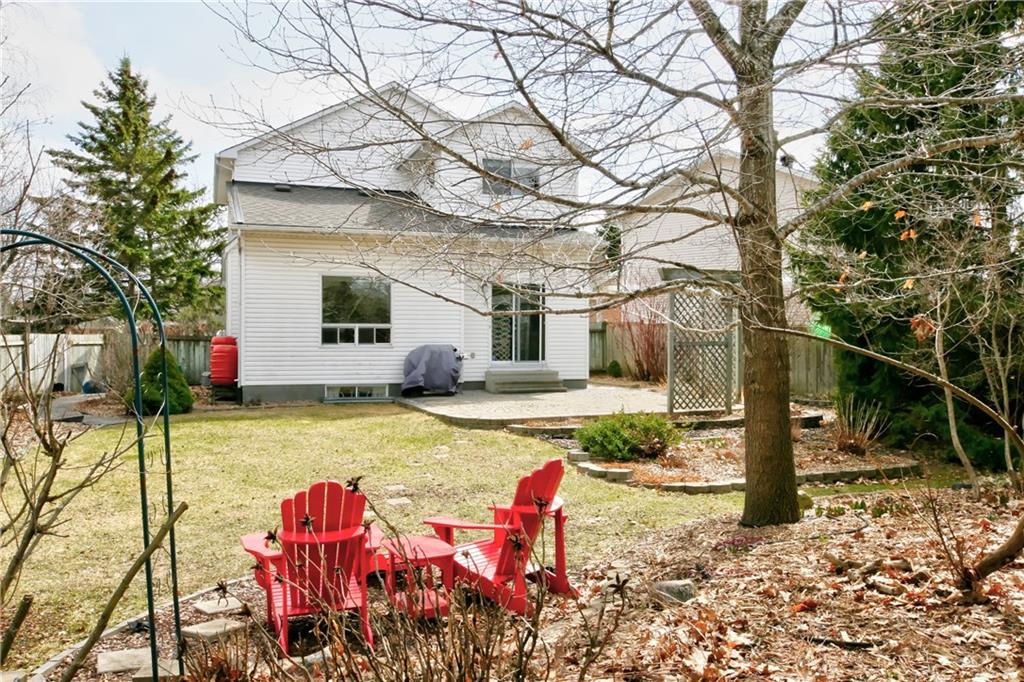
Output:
[230, 182, 595, 246]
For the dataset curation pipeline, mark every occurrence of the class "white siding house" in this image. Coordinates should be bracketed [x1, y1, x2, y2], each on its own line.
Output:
[620, 151, 818, 288]
[214, 84, 592, 402]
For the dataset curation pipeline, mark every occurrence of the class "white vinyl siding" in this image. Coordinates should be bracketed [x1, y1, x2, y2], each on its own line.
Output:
[234, 231, 589, 387]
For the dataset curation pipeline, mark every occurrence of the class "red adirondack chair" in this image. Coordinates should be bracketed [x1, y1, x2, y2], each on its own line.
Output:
[241, 481, 375, 653]
[422, 459, 575, 615]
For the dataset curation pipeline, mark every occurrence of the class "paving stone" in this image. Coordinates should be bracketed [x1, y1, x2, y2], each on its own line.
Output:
[131, 659, 182, 681]
[603, 468, 633, 482]
[0, 670, 29, 682]
[840, 468, 870, 481]
[566, 449, 589, 462]
[193, 596, 243, 615]
[724, 479, 746, 492]
[97, 649, 155, 674]
[822, 470, 845, 483]
[794, 474, 807, 485]
[385, 497, 412, 506]
[804, 471, 825, 482]
[651, 579, 697, 606]
[684, 483, 715, 494]
[576, 462, 606, 478]
[659, 482, 688, 492]
[181, 619, 246, 642]
[704, 481, 734, 493]
[383, 484, 408, 493]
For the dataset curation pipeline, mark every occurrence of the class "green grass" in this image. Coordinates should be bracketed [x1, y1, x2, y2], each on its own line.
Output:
[10, 403, 741, 667]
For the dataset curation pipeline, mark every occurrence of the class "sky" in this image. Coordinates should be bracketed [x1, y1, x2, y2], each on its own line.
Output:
[3, 1, 833, 204]
[4, 1, 335, 197]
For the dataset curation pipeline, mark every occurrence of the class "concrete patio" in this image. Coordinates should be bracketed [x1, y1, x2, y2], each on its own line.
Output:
[397, 385, 671, 427]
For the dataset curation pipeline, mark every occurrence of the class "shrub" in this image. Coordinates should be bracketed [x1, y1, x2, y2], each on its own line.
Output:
[129, 348, 194, 415]
[833, 394, 888, 456]
[606, 359, 623, 378]
[576, 412, 680, 461]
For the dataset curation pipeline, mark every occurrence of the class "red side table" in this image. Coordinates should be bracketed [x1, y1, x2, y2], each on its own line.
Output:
[380, 535, 455, 619]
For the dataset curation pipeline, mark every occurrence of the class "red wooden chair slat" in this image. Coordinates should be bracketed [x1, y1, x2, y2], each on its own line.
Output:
[423, 459, 575, 615]
[242, 481, 374, 654]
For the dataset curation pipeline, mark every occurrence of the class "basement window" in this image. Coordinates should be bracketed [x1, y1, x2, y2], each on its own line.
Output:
[325, 385, 389, 402]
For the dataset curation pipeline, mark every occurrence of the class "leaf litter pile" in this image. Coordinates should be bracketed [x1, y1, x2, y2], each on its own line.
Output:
[567, 486, 1023, 680]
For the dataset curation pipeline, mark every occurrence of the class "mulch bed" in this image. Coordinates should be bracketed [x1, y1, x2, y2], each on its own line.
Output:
[617, 425, 918, 485]
[571, 485, 1024, 680]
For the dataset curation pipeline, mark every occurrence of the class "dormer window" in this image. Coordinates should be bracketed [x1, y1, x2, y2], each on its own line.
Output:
[482, 158, 541, 196]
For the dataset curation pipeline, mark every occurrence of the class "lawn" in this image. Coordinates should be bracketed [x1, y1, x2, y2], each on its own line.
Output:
[10, 403, 741, 668]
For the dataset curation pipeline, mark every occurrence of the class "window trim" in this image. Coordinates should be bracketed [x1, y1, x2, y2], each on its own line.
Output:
[320, 275, 393, 346]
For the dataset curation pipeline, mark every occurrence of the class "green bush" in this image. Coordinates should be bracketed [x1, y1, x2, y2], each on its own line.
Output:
[128, 348, 194, 415]
[606, 360, 623, 378]
[575, 412, 680, 461]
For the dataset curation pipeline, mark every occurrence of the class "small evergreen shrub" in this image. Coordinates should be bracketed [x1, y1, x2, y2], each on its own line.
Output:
[606, 360, 623, 378]
[575, 412, 680, 461]
[128, 348, 194, 415]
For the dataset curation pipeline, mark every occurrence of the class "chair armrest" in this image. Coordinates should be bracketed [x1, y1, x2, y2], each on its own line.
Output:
[424, 516, 520, 545]
[240, 533, 283, 571]
[423, 516, 513, 532]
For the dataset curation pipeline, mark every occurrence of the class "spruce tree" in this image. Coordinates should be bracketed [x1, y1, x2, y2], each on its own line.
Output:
[794, 1, 1024, 466]
[49, 57, 223, 316]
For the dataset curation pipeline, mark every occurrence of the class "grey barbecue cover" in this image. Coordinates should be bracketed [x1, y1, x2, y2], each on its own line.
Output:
[402, 344, 463, 396]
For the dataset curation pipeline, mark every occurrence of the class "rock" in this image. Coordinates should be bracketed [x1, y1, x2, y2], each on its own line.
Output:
[97, 649, 155, 674]
[951, 481, 974, 490]
[193, 596, 243, 615]
[181, 618, 246, 642]
[384, 497, 412, 506]
[797, 491, 814, 512]
[576, 462, 606, 478]
[566, 449, 589, 463]
[884, 558, 913, 572]
[603, 468, 633, 482]
[651, 579, 697, 606]
[131, 660, 182, 681]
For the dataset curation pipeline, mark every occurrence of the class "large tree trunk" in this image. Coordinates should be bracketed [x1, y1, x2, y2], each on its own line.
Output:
[735, 64, 800, 526]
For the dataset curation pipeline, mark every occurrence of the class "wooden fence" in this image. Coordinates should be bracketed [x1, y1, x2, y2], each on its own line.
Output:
[1, 333, 104, 392]
[166, 336, 212, 385]
[588, 322, 835, 402]
[787, 335, 835, 402]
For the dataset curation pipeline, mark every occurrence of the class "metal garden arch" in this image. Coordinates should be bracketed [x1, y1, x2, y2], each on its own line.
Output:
[1, 229, 182, 679]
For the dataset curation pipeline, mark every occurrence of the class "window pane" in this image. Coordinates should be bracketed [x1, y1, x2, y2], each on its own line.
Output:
[339, 327, 355, 343]
[323, 277, 391, 324]
[375, 327, 391, 343]
[321, 327, 337, 344]
[513, 164, 540, 193]
[482, 158, 513, 195]
[358, 327, 375, 344]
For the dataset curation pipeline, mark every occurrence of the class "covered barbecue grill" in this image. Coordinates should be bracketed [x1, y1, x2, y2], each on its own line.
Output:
[401, 344, 463, 397]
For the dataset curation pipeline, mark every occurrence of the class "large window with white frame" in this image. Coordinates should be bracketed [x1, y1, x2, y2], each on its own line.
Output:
[321, 276, 391, 345]
[482, 158, 541, 196]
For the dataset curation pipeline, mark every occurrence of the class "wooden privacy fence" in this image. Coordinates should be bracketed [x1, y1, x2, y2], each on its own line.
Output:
[1, 333, 104, 392]
[165, 336, 212, 385]
[588, 320, 835, 403]
[788, 335, 835, 402]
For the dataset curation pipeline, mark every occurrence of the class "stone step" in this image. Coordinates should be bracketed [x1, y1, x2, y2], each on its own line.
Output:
[181, 618, 246, 642]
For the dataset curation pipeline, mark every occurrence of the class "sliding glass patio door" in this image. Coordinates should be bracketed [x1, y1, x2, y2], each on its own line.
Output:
[491, 285, 544, 363]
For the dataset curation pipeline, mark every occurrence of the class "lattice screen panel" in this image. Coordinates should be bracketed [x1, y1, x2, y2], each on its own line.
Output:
[667, 290, 736, 413]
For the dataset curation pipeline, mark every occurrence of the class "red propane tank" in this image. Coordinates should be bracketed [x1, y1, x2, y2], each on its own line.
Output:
[210, 335, 238, 386]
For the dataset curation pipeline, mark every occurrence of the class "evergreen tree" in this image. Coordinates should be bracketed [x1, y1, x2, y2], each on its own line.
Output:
[49, 57, 223, 316]
[794, 1, 1024, 467]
